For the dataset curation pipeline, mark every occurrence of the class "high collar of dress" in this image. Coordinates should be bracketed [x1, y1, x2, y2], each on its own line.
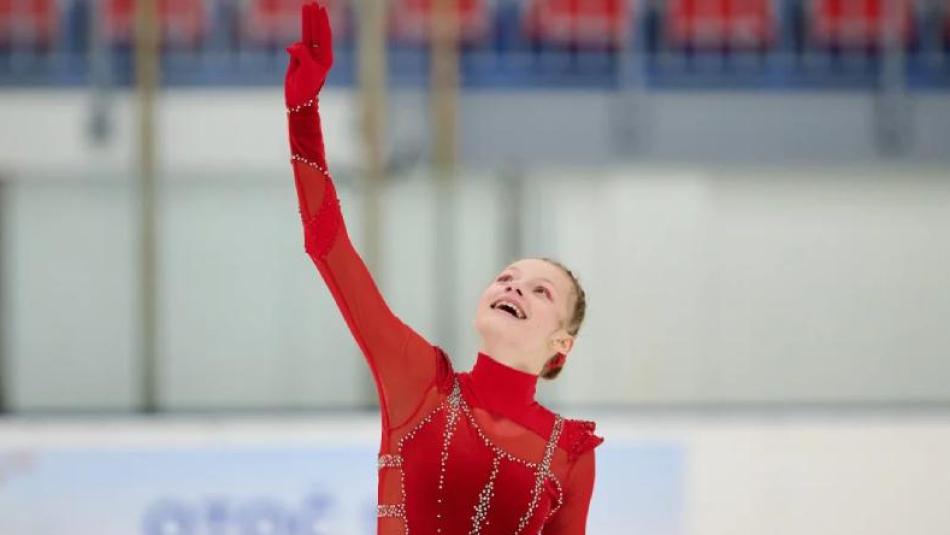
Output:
[467, 351, 539, 414]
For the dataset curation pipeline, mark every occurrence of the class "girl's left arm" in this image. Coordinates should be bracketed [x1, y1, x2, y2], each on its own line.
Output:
[543, 450, 597, 534]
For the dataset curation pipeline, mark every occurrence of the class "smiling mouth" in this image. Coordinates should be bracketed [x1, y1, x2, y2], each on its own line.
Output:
[491, 300, 526, 320]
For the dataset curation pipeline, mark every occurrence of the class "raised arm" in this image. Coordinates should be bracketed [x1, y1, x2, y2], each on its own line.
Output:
[284, 2, 451, 432]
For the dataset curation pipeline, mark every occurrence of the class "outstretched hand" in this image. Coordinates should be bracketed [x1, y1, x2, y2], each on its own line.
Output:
[285, 2, 334, 109]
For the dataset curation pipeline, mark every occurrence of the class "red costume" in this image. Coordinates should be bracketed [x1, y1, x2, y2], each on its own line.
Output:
[285, 4, 604, 533]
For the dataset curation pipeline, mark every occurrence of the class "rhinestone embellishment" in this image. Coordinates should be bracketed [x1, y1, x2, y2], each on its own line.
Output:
[286, 97, 317, 114]
[378, 503, 406, 518]
[459, 400, 539, 468]
[290, 153, 331, 178]
[544, 468, 565, 522]
[384, 375, 565, 534]
[435, 380, 463, 530]
[469, 453, 501, 534]
[378, 453, 403, 470]
[513, 413, 564, 535]
[389, 378, 464, 535]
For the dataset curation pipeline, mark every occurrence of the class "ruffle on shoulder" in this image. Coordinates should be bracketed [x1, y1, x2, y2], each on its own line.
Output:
[560, 418, 605, 463]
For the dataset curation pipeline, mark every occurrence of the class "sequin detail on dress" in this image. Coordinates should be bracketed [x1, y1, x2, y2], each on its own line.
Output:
[379, 376, 566, 534]
[513, 413, 564, 535]
[469, 453, 502, 534]
[378, 453, 403, 470]
[378, 503, 406, 518]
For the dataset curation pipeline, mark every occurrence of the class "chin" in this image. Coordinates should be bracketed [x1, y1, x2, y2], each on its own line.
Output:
[476, 315, 523, 344]
[475, 313, 500, 338]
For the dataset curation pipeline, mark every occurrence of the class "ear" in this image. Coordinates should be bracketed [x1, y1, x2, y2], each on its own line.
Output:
[550, 331, 574, 355]
[562, 336, 574, 355]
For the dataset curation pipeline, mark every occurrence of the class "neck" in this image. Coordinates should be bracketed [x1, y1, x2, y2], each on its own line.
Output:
[468, 352, 539, 413]
[476, 340, 542, 375]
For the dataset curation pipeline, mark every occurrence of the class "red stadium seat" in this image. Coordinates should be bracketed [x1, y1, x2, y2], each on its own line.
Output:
[389, 0, 491, 44]
[242, 0, 349, 48]
[102, 0, 206, 48]
[809, 0, 915, 48]
[0, 0, 57, 48]
[522, 0, 632, 48]
[665, 0, 774, 49]
[946, 5, 950, 46]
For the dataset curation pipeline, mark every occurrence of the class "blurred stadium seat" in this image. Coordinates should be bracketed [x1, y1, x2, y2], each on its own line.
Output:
[101, 0, 206, 49]
[522, 0, 632, 49]
[389, 0, 492, 45]
[0, 0, 57, 50]
[1, 0, 949, 87]
[943, 1, 950, 48]
[241, 0, 349, 49]
[664, 0, 774, 50]
[808, 0, 915, 49]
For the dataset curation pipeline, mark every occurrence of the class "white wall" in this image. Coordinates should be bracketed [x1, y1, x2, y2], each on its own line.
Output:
[551, 165, 950, 406]
[1, 90, 949, 411]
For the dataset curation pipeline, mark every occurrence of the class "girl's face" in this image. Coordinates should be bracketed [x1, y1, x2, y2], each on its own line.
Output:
[474, 258, 576, 365]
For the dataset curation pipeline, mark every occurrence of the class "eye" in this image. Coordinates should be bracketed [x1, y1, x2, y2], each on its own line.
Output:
[496, 274, 511, 282]
[535, 286, 551, 299]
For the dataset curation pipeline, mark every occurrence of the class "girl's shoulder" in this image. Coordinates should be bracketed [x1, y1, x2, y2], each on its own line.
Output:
[557, 416, 605, 462]
[534, 404, 605, 463]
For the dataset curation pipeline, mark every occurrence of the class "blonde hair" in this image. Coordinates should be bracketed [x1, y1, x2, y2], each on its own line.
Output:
[534, 257, 587, 380]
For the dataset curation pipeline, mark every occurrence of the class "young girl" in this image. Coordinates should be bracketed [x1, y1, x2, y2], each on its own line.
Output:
[284, 4, 603, 533]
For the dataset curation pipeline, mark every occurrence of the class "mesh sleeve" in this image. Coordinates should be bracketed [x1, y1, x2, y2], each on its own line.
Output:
[543, 449, 597, 534]
[288, 104, 442, 433]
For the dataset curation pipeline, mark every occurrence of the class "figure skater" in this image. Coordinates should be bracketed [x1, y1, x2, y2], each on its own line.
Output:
[284, 3, 604, 533]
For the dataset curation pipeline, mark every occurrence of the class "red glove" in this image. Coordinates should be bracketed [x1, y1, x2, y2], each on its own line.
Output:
[285, 2, 335, 180]
[285, 2, 334, 111]
[285, 2, 340, 256]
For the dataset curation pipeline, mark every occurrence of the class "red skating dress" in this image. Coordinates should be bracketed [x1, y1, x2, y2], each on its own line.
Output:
[284, 14, 604, 535]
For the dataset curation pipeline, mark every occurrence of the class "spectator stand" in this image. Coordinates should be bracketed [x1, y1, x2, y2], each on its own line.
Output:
[646, 0, 779, 87]
[0, 0, 64, 83]
[0, 0, 947, 89]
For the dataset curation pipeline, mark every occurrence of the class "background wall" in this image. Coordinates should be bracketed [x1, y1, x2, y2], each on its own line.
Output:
[2, 90, 949, 411]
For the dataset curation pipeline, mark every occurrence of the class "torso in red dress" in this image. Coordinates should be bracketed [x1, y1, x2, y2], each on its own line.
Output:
[378, 350, 603, 535]
[286, 78, 604, 535]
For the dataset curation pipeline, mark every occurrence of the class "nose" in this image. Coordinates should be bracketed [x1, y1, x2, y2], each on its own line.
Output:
[505, 285, 523, 296]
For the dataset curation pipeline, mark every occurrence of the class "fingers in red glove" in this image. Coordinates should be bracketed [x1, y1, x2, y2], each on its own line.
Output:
[302, 2, 314, 46]
[285, 42, 305, 63]
[314, 5, 334, 67]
